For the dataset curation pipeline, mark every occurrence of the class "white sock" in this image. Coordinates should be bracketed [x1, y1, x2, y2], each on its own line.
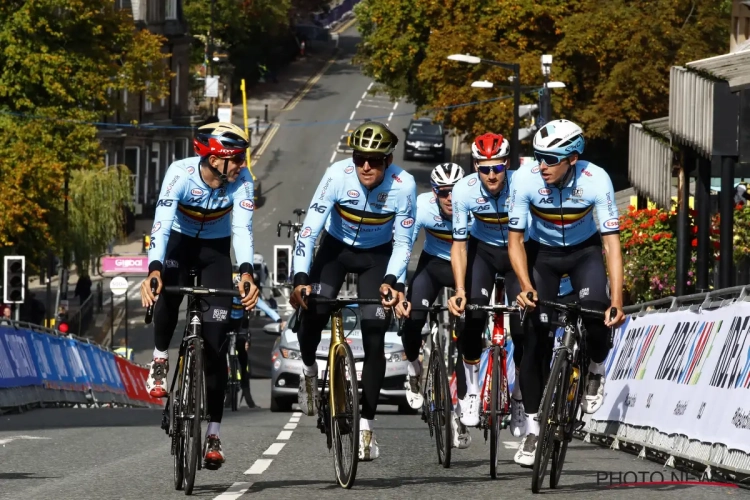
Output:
[526, 413, 540, 436]
[153, 348, 169, 360]
[589, 360, 606, 376]
[407, 359, 421, 377]
[512, 371, 522, 400]
[360, 418, 374, 431]
[207, 422, 220, 437]
[464, 361, 480, 396]
[303, 362, 318, 377]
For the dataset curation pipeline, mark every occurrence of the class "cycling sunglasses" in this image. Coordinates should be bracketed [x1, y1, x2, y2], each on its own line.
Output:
[433, 187, 453, 198]
[477, 164, 505, 175]
[533, 151, 569, 166]
[353, 153, 387, 168]
[219, 152, 247, 163]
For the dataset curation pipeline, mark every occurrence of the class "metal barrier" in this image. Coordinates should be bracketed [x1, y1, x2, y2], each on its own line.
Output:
[578, 285, 750, 485]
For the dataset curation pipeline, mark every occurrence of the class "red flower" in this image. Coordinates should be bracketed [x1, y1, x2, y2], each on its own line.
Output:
[692, 238, 697, 247]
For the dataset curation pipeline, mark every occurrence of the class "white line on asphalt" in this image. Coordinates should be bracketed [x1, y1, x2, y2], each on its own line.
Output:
[343, 122, 350, 131]
[284, 423, 298, 430]
[277, 430, 293, 440]
[0, 435, 51, 446]
[359, 103, 391, 109]
[387, 112, 393, 122]
[213, 482, 253, 499]
[393, 102, 399, 110]
[293, 411, 302, 417]
[355, 100, 361, 109]
[349, 110, 355, 120]
[244, 458, 273, 475]
[290, 416, 300, 423]
[361, 91, 368, 99]
[330, 151, 337, 163]
[367, 82, 373, 90]
[263, 443, 286, 456]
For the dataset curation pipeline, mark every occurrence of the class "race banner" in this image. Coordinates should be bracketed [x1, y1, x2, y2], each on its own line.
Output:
[100, 256, 149, 274]
[595, 301, 750, 454]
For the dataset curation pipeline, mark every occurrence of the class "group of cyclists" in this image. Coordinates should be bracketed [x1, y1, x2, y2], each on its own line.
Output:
[138, 115, 626, 474]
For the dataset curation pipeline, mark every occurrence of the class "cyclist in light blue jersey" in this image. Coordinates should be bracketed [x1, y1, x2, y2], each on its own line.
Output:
[139, 122, 261, 467]
[289, 121, 416, 461]
[446, 132, 523, 430]
[508, 119, 625, 466]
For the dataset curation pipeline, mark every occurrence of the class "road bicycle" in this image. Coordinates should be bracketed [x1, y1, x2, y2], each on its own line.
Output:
[146, 272, 247, 495]
[292, 292, 391, 489]
[523, 293, 615, 493]
[225, 329, 244, 412]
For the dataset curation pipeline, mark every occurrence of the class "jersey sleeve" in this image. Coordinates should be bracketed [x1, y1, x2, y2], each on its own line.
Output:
[292, 172, 338, 286]
[230, 174, 255, 274]
[385, 176, 417, 287]
[595, 171, 620, 235]
[148, 165, 187, 272]
[451, 181, 470, 241]
[508, 170, 530, 233]
[397, 201, 424, 286]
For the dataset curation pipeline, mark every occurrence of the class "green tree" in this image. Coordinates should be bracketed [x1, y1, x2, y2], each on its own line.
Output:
[0, 0, 172, 272]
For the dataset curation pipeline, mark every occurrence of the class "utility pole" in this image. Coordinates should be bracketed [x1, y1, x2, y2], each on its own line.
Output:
[539, 55, 553, 126]
[209, 0, 216, 116]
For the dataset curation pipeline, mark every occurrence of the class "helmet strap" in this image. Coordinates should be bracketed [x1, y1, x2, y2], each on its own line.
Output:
[208, 158, 229, 186]
[554, 162, 575, 189]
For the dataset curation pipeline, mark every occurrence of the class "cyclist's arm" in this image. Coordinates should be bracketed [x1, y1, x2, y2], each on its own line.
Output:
[385, 177, 417, 288]
[292, 173, 337, 286]
[507, 173, 532, 290]
[231, 173, 255, 276]
[256, 297, 281, 322]
[450, 181, 470, 290]
[148, 167, 187, 273]
[595, 174, 623, 307]
[396, 208, 422, 291]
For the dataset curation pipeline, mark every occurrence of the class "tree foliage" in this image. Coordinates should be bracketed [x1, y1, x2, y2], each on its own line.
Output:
[0, 1, 171, 271]
[355, 0, 730, 148]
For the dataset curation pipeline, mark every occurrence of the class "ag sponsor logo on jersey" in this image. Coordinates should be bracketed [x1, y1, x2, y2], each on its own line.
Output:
[603, 218, 619, 229]
[476, 197, 486, 204]
[300, 226, 312, 238]
[538, 188, 552, 195]
[377, 192, 388, 203]
[401, 217, 415, 228]
[187, 167, 195, 174]
[468, 178, 477, 186]
[347, 189, 360, 198]
[191, 188, 204, 197]
[151, 222, 161, 234]
[345, 166, 354, 174]
[240, 199, 254, 211]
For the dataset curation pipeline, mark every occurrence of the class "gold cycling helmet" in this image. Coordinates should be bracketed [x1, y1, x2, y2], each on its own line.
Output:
[349, 121, 398, 155]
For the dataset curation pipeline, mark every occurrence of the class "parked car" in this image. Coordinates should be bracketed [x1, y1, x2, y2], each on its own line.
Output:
[402, 118, 448, 162]
[265, 305, 412, 413]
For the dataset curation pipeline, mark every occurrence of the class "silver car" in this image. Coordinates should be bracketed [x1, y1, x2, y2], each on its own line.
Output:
[264, 306, 413, 413]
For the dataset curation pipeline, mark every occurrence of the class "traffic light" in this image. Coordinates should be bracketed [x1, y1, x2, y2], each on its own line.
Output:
[274, 245, 292, 284]
[3, 256, 25, 304]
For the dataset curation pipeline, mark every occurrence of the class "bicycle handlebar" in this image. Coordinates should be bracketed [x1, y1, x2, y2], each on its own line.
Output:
[522, 292, 616, 320]
[145, 281, 252, 325]
[465, 304, 521, 313]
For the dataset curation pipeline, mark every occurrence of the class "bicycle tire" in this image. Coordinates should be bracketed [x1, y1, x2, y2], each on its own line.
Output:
[183, 340, 203, 495]
[432, 349, 452, 468]
[331, 342, 359, 489]
[230, 356, 239, 412]
[531, 350, 568, 494]
[551, 360, 580, 489]
[172, 368, 185, 491]
[490, 347, 504, 479]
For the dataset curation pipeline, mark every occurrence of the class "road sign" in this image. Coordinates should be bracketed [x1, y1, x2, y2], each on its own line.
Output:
[205, 76, 219, 98]
[110, 276, 130, 296]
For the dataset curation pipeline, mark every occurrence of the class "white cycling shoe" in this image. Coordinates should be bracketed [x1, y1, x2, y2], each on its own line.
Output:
[451, 411, 472, 449]
[406, 375, 424, 410]
[359, 429, 379, 461]
[298, 372, 319, 416]
[510, 398, 527, 438]
[459, 394, 480, 427]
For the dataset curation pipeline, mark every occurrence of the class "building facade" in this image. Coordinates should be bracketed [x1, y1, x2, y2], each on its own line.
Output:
[101, 0, 196, 220]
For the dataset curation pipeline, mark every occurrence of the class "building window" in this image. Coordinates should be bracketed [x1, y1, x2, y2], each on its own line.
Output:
[166, 0, 178, 20]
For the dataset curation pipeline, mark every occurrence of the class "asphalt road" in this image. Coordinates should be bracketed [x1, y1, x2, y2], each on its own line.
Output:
[1, 26, 745, 500]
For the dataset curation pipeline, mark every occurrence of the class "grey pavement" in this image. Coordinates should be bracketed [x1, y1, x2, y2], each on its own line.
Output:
[1, 23, 740, 500]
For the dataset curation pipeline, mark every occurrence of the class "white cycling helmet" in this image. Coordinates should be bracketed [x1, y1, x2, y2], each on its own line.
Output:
[431, 163, 465, 188]
[532, 119, 585, 161]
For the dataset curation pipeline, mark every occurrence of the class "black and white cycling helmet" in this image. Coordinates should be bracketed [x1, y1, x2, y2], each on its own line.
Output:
[430, 163, 465, 189]
[532, 119, 585, 164]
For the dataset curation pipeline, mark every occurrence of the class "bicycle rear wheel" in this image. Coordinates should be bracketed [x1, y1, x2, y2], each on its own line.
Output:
[431, 349, 452, 468]
[331, 342, 359, 489]
[172, 363, 185, 491]
[183, 340, 204, 495]
[531, 350, 568, 493]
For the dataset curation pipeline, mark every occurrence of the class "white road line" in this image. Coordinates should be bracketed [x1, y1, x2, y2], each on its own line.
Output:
[355, 100, 361, 109]
[293, 411, 302, 417]
[284, 423, 298, 430]
[0, 435, 50, 446]
[213, 482, 253, 499]
[393, 102, 399, 110]
[349, 110, 356, 120]
[367, 82, 373, 90]
[359, 103, 391, 109]
[361, 91, 368, 99]
[289, 416, 300, 423]
[263, 443, 286, 456]
[387, 112, 393, 122]
[244, 459, 273, 475]
[330, 151, 337, 163]
[343, 122, 350, 132]
[277, 430, 293, 440]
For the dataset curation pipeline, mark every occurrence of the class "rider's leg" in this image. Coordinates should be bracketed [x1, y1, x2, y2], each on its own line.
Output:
[297, 236, 347, 416]
[566, 241, 611, 414]
[234, 332, 258, 408]
[503, 269, 527, 437]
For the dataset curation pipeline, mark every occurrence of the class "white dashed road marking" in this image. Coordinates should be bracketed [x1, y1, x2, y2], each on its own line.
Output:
[263, 443, 286, 456]
[214, 482, 253, 499]
[244, 458, 273, 475]
[277, 430, 293, 440]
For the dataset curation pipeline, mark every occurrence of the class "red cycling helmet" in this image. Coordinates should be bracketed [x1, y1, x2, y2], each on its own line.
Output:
[193, 122, 249, 158]
[471, 133, 510, 160]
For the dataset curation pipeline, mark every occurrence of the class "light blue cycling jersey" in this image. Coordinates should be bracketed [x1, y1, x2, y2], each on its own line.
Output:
[148, 158, 255, 270]
[508, 160, 619, 246]
[292, 159, 417, 285]
[452, 171, 515, 247]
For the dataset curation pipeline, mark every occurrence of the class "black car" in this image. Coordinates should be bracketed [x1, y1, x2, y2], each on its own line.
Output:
[402, 118, 447, 162]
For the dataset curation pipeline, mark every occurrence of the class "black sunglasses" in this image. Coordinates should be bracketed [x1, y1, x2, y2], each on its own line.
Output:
[353, 154, 387, 168]
[477, 164, 505, 175]
[433, 188, 452, 198]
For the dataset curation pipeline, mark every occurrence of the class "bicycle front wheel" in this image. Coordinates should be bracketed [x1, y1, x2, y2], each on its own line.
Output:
[229, 356, 240, 412]
[531, 350, 568, 494]
[431, 349, 452, 468]
[490, 347, 508, 479]
[183, 340, 204, 495]
[172, 365, 185, 491]
[330, 342, 359, 489]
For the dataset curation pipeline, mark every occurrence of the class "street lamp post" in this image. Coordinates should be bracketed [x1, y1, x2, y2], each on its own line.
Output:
[540, 54, 552, 126]
[209, 0, 216, 116]
[448, 54, 521, 171]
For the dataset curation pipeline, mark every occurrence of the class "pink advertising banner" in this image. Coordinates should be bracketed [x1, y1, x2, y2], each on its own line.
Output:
[100, 256, 149, 274]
